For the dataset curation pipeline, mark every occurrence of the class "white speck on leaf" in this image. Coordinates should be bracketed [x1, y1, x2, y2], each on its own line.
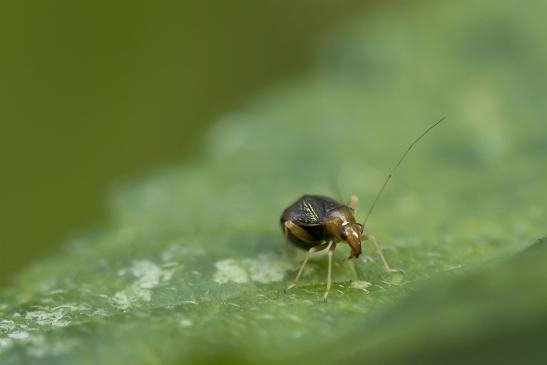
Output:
[0, 320, 16, 332]
[93, 309, 107, 317]
[213, 254, 291, 285]
[0, 305, 86, 354]
[243, 254, 291, 284]
[179, 318, 193, 327]
[8, 331, 29, 340]
[25, 308, 71, 327]
[350, 280, 372, 291]
[112, 260, 173, 307]
[213, 259, 249, 284]
[131, 260, 169, 301]
[182, 300, 198, 305]
[45, 289, 67, 296]
[132, 260, 163, 289]
[0, 337, 13, 350]
[112, 292, 132, 309]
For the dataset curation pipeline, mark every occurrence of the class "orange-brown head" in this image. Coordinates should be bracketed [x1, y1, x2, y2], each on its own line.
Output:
[340, 222, 364, 259]
[324, 206, 364, 259]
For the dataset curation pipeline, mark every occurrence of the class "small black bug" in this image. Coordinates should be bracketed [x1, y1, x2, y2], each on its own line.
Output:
[281, 117, 446, 301]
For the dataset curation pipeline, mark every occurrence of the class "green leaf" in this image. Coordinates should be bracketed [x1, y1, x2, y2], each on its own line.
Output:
[316, 238, 547, 365]
[1, 0, 546, 364]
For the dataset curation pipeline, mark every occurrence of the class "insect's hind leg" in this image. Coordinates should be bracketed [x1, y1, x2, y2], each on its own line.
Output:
[284, 220, 316, 243]
[285, 242, 330, 293]
[366, 234, 403, 273]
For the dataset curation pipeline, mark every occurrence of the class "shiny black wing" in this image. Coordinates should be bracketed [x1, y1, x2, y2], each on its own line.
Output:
[281, 195, 344, 225]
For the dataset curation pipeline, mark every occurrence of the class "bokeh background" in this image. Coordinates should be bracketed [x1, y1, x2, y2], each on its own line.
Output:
[0, 0, 367, 284]
[1, 1, 547, 364]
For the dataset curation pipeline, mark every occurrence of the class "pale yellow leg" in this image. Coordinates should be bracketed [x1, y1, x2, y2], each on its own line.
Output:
[369, 235, 403, 273]
[285, 242, 330, 292]
[322, 245, 335, 302]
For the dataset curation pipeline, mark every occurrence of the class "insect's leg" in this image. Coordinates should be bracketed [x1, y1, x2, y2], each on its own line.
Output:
[323, 241, 337, 302]
[367, 234, 403, 273]
[285, 242, 329, 292]
[284, 220, 316, 243]
[349, 195, 359, 210]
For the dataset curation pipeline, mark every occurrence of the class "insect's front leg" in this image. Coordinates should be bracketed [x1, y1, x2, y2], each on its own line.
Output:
[322, 241, 337, 302]
[364, 234, 404, 274]
[285, 242, 330, 293]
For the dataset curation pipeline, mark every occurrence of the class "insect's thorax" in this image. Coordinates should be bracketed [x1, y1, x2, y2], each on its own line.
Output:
[323, 206, 357, 239]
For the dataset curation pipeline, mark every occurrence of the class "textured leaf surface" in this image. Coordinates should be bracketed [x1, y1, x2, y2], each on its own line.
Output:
[1, 0, 546, 364]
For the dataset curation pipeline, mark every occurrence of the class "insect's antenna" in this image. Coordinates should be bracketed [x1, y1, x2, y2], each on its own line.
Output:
[362, 117, 447, 229]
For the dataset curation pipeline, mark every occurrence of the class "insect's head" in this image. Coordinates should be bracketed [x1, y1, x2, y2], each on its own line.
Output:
[340, 222, 363, 259]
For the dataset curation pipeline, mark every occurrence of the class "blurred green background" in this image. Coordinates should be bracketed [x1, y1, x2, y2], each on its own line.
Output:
[1, 0, 547, 364]
[0, 0, 367, 283]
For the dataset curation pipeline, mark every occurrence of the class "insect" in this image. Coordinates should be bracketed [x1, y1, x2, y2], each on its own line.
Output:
[281, 117, 446, 301]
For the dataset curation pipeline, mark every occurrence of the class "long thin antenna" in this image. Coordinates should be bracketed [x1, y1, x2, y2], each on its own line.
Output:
[362, 116, 447, 228]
